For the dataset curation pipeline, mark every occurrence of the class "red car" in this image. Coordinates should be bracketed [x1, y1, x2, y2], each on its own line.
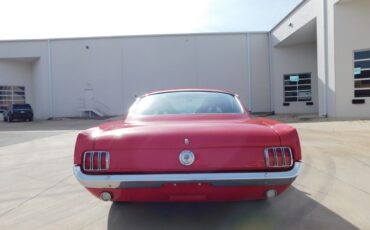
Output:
[73, 89, 301, 202]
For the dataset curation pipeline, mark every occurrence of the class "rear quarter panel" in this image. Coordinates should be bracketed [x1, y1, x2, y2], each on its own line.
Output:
[251, 118, 302, 161]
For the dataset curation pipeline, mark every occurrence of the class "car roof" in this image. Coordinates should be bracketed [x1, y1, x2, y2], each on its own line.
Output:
[142, 89, 237, 97]
[13, 104, 31, 106]
[11, 104, 31, 108]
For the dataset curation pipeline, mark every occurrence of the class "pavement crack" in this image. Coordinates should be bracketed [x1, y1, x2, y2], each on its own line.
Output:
[0, 175, 72, 218]
[304, 162, 370, 196]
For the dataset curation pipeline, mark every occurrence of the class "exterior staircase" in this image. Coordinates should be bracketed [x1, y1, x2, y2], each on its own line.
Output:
[79, 98, 111, 118]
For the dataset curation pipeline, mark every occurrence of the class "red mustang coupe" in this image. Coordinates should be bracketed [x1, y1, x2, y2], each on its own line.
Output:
[73, 89, 301, 202]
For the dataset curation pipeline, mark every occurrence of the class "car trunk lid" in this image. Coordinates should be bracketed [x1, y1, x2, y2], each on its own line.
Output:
[91, 117, 280, 173]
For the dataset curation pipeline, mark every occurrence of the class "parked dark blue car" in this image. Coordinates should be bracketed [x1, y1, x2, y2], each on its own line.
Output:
[3, 104, 33, 122]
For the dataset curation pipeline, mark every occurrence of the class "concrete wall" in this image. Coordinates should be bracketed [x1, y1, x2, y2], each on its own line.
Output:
[333, 0, 370, 117]
[120, 34, 250, 112]
[47, 33, 271, 117]
[316, 0, 337, 117]
[270, 0, 320, 115]
[270, 42, 318, 114]
[249, 33, 271, 112]
[0, 33, 270, 119]
[270, 0, 317, 47]
[50, 38, 124, 117]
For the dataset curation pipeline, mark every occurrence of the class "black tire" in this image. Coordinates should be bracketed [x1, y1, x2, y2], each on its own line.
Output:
[3, 116, 7, 122]
[29, 117, 33, 122]
[8, 116, 13, 122]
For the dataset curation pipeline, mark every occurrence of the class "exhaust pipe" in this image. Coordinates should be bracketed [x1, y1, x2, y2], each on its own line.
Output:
[266, 189, 277, 199]
[100, 192, 112, 201]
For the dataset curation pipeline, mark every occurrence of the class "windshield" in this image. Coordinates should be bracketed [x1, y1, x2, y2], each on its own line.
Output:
[129, 91, 243, 116]
[13, 104, 31, 110]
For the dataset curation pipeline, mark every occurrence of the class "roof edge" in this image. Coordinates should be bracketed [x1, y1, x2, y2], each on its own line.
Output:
[270, 0, 308, 33]
[0, 31, 269, 43]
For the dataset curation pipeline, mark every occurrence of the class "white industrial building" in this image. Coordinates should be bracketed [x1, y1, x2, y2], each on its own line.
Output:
[1, 0, 370, 119]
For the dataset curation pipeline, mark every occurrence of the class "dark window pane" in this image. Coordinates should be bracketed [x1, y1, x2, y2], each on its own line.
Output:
[355, 89, 370, 97]
[13, 91, 25, 96]
[284, 86, 297, 91]
[0, 96, 11, 100]
[298, 85, 311, 90]
[355, 80, 370, 88]
[13, 101, 26, 105]
[299, 79, 311, 84]
[284, 75, 291, 80]
[13, 95, 25, 100]
[285, 97, 297, 102]
[285, 81, 298, 86]
[0, 91, 12, 96]
[12, 86, 25, 91]
[355, 60, 370, 69]
[354, 69, 370, 79]
[298, 97, 312, 101]
[285, 92, 297, 96]
[0, 86, 11, 90]
[354, 50, 370, 60]
[299, 74, 311, 79]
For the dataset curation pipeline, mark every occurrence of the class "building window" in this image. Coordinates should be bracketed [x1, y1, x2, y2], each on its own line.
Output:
[354, 50, 370, 98]
[0, 85, 26, 111]
[283, 73, 312, 102]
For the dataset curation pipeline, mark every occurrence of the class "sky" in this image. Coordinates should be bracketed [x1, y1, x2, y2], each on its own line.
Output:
[0, 0, 302, 40]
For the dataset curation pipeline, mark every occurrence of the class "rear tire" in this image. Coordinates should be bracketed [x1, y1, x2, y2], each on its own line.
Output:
[8, 116, 13, 122]
[29, 117, 33, 122]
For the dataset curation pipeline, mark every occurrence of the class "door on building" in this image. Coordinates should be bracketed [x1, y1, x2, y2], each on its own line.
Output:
[0, 85, 26, 111]
[283, 73, 313, 103]
[83, 89, 94, 110]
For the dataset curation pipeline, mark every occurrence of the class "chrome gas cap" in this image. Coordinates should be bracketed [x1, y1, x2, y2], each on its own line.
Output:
[179, 150, 195, 166]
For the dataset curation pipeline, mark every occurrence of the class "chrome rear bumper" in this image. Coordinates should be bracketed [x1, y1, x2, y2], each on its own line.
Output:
[73, 162, 301, 189]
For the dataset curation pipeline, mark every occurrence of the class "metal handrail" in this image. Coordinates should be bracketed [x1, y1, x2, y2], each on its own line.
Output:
[79, 98, 111, 117]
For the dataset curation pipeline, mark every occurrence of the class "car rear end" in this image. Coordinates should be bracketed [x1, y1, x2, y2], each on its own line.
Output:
[73, 90, 301, 202]
[8, 104, 33, 122]
[73, 120, 301, 202]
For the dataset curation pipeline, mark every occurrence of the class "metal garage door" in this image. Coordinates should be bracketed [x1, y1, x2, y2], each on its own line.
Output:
[0, 85, 26, 111]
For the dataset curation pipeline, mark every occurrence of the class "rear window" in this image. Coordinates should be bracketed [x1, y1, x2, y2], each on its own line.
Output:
[130, 91, 243, 116]
[13, 104, 31, 110]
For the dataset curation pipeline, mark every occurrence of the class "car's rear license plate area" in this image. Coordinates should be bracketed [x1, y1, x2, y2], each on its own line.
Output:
[162, 183, 212, 201]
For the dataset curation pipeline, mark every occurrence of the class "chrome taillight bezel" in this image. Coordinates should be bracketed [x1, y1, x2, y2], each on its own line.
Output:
[264, 147, 293, 168]
[83, 151, 110, 171]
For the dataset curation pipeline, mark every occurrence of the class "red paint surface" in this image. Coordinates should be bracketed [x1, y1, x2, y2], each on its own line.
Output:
[87, 184, 290, 202]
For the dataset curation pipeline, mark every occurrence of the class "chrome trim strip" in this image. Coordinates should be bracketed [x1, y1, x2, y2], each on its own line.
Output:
[273, 148, 278, 166]
[106, 152, 110, 170]
[264, 148, 270, 166]
[82, 152, 87, 170]
[73, 162, 301, 189]
[98, 151, 101, 170]
[264, 147, 293, 168]
[90, 152, 93, 170]
[289, 148, 293, 166]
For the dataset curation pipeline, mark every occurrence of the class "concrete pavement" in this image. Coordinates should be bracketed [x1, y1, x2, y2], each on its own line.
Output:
[0, 117, 369, 229]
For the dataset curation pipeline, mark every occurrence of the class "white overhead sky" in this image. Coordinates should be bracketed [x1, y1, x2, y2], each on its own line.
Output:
[0, 0, 302, 40]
